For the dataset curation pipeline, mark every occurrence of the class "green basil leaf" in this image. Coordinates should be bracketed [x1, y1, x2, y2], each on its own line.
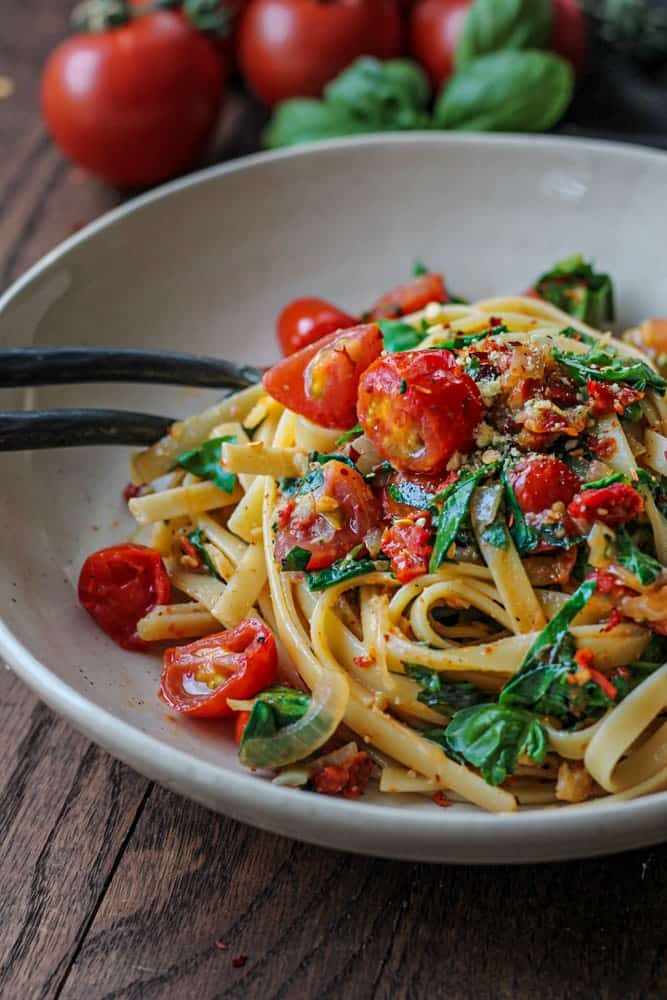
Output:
[581, 472, 627, 490]
[306, 554, 376, 592]
[615, 527, 662, 586]
[443, 703, 548, 785]
[434, 49, 574, 132]
[256, 686, 310, 727]
[240, 700, 278, 743]
[482, 520, 509, 549]
[177, 436, 237, 493]
[404, 664, 491, 715]
[325, 57, 431, 128]
[553, 343, 666, 392]
[335, 424, 363, 446]
[501, 465, 538, 555]
[187, 528, 222, 580]
[515, 578, 597, 678]
[534, 255, 615, 325]
[387, 480, 436, 511]
[379, 317, 427, 353]
[281, 546, 312, 572]
[308, 451, 357, 469]
[429, 468, 491, 572]
[264, 99, 367, 149]
[456, 0, 552, 68]
[413, 259, 429, 277]
[436, 324, 507, 350]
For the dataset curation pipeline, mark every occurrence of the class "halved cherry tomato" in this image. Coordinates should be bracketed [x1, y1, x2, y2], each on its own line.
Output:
[277, 297, 358, 356]
[587, 379, 644, 417]
[369, 273, 447, 319]
[568, 483, 644, 528]
[381, 515, 433, 583]
[161, 620, 277, 718]
[274, 459, 380, 570]
[263, 323, 383, 429]
[78, 543, 170, 651]
[234, 709, 252, 744]
[358, 349, 483, 474]
[509, 456, 581, 514]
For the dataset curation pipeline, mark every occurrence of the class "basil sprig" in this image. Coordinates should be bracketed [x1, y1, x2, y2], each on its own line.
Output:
[553, 342, 667, 393]
[177, 435, 237, 493]
[456, 0, 552, 68]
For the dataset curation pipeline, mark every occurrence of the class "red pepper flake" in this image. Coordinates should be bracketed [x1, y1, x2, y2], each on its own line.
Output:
[215, 940, 228, 951]
[353, 655, 373, 668]
[432, 790, 451, 808]
[588, 435, 617, 460]
[122, 482, 142, 502]
[311, 751, 373, 799]
[588, 667, 618, 700]
[231, 955, 247, 968]
[180, 536, 200, 562]
[603, 608, 624, 632]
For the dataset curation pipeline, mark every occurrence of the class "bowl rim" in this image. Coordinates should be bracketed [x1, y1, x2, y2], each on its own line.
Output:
[2, 131, 667, 863]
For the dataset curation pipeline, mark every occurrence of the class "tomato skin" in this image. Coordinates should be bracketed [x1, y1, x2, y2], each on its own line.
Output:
[410, 0, 586, 90]
[78, 543, 170, 651]
[238, 0, 403, 106]
[263, 323, 382, 429]
[161, 621, 277, 718]
[568, 483, 644, 528]
[358, 349, 483, 474]
[41, 12, 226, 188]
[509, 456, 581, 515]
[277, 297, 358, 356]
[369, 273, 448, 319]
[234, 709, 252, 744]
[381, 516, 433, 583]
[587, 379, 644, 418]
[275, 459, 380, 569]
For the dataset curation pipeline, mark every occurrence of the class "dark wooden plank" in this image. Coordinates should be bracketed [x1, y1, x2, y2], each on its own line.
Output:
[0, 668, 151, 999]
[60, 780, 667, 1000]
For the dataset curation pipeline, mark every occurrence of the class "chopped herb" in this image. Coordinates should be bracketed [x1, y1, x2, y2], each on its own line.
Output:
[187, 529, 222, 580]
[306, 551, 376, 591]
[553, 342, 666, 393]
[501, 465, 538, 555]
[387, 480, 436, 511]
[465, 355, 481, 380]
[534, 255, 614, 326]
[399, 379, 408, 394]
[404, 664, 491, 715]
[413, 259, 429, 277]
[442, 703, 548, 785]
[308, 451, 357, 469]
[437, 324, 508, 350]
[481, 520, 509, 549]
[281, 546, 312, 572]
[379, 317, 427, 352]
[615, 527, 662, 586]
[429, 467, 494, 572]
[581, 472, 627, 490]
[335, 424, 363, 446]
[177, 436, 237, 493]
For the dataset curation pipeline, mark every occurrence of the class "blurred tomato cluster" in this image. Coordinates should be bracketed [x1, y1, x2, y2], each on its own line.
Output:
[41, 0, 587, 188]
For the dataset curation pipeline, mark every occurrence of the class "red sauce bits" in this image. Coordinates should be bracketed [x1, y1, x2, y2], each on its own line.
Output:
[311, 751, 373, 799]
[587, 379, 644, 417]
[568, 482, 644, 528]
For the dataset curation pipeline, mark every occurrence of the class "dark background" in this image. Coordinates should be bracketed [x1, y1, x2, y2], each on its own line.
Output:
[1, 4, 667, 998]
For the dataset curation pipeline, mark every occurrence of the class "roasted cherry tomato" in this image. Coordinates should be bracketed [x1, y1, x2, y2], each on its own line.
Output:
[381, 515, 433, 583]
[161, 620, 277, 718]
[277, 297, 358, 356]
[358, 349, 483, 474]
[410, 0, 586, 90]
[568, 483, 644, 528]
[41, 11, 227, 188]
[78, 543, 170, 651]
[274, 459, 380, 570]
[587, 379, 644, 418]
[509, 456, 581, 515]
[369, 273, 447, 319]
[234, 709, 252, 744]
[263, 323, 383, 429]
[238, 0, 403, 106]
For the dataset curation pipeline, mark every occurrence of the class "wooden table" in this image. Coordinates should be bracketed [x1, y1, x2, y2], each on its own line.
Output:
[2, 6, 667, 998]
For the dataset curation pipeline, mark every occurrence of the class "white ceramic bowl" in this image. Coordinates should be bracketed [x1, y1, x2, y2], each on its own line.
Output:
[2, 134, 667, 864]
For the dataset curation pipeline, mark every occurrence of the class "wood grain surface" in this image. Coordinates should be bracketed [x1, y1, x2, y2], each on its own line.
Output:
[2, 5, 667, 998]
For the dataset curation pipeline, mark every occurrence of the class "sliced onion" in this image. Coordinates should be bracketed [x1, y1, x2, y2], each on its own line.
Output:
[238, 669, 348, 770]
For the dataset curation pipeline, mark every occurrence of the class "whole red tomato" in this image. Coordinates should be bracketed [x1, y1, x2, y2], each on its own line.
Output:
[410, 0, 586, 91]
[238, 0, 403, 106]
[41, 11, 227, 188]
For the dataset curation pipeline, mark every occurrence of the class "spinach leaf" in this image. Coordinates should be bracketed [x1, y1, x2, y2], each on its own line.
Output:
[187, 528, 222, 580]
[443, 703, 548, 785]
[501, 465, 538, 555]
[239, 686, 311, 748]
[379, 317, 427, 353]
[429, 467, 491, 572]
[404, 664, 491, 715]
[177, 435, 237, 493]
[434, 50, 573, 133]
[534, 255, 615, 326]
[581, 472, 627, 490]
[387, 480, 436, 511]
[456, 0, 552, 68]
[335, 424, 363, 446]
[306, 552, 376, 591]
[281, 546, 312, 572]
[553, 342, 666, 393]
[615, 527, 662, 586]
[515, 578, 597, 677]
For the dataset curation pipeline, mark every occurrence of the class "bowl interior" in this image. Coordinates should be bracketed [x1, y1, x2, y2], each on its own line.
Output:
[2, 134, 667, 861]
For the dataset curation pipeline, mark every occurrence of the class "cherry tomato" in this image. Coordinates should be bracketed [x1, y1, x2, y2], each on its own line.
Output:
[369, 273, 448, 319]
[78, 543, 170, 651]
[278, 297, 358, 356]
[238, 0, 403, 106]
[587, 380, 644, 418]
[409, 0, 586, 90]
[568, 483, 644, 528]
[509, 456, 581, 514]
[234, 709, 252, 744]
[274, 460, 380, 570]
[263, 323, 383, 429]
[358, 349, 483, 474]
[381, 516, 433, 583]
[41, 11, 226, 188]
[161, 620, 277, 718]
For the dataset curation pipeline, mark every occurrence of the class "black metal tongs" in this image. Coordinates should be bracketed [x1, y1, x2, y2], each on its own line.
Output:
[0, 348, 263, 450]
